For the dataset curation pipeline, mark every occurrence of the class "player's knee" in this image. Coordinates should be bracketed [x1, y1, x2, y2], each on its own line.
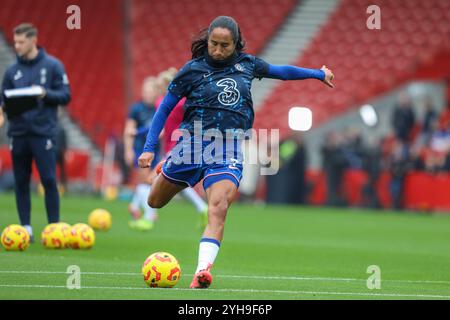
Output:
[210, 196, 228, 211]
[147, 197, 161, 209]
[208, 197, 228, 221]
[148, 193, 165, 209]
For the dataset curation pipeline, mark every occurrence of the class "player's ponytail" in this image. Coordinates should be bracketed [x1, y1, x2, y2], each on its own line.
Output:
[191, 16, 246, 59]
[191, 28, 209, 59]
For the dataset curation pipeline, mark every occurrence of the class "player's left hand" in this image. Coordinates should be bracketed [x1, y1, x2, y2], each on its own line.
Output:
[321, 65, 335, 88]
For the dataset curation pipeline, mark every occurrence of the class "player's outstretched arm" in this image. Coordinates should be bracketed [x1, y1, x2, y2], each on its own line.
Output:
[139, 91, 180, 168]
[265, 64, 334, 88]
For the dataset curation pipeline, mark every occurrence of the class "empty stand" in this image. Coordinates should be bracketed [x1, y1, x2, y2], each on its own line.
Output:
[130, 0, 297, 99]
[255, 0, 450, 139]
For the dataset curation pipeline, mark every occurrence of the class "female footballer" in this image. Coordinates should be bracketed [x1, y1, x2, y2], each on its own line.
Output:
[138, 16, 334, 288]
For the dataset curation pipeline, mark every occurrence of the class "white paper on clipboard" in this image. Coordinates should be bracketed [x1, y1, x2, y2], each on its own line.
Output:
[4, 86, 44, 98]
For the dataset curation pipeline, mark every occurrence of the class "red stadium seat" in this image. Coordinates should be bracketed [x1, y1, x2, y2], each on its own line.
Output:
[65, 150, 90, 181]
[0, 147, 12, 171]
[130, 0, 297, 100]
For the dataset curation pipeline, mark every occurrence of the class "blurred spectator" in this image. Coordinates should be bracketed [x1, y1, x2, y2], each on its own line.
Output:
[421, 96, 438, 137]
[409, 144, 425, 171]
[439, 103, 450, 131]
[123, 76, 160, 230]
[391, 91, 416, 143]
[387, 141, 413, 209]
[361, 138, 382, 208]
[342, 128, 364, 169]
[321, 132, 348, 206]
[266, 132, 308, 204]
[423, 118, 450, 173]
[444, 152, 450, 172]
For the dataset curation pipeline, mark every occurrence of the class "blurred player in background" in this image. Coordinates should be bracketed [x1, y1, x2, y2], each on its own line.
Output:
[134, 69, 209, 228]
[0, 23, 71, 241]
[138, 16, 334, 288]
[123, 77, 160, 231]
[155, 68, 208, 228]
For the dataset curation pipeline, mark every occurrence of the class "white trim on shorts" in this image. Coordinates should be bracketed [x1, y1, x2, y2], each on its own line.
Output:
[203, 171, 240, 186]
[161, 168, 193, 188]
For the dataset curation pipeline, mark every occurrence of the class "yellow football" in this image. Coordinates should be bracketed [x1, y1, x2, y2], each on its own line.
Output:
[41, 223, 70, 249]
[70, 223, 95, 249]
[88, 209, 112, 231]
[1, 224, 30, 251]
[142, 252, 181, 288]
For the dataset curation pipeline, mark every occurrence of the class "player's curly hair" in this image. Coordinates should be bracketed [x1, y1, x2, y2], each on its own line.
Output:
[191, 16, 246, 59]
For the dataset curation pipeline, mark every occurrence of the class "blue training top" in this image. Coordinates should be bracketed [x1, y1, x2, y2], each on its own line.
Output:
[143, 52, 325, 153]
[0, 47, 71, 138]
[127, 101, 158, 153]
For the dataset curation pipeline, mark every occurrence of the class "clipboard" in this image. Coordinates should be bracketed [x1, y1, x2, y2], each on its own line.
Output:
[2, 86, 42, 119]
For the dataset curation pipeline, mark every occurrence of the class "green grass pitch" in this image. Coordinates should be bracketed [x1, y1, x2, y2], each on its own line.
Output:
[0, 192, 450, 300]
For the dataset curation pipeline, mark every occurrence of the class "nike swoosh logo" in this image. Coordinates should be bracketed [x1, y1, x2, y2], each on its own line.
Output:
[203, 72, 213, 78]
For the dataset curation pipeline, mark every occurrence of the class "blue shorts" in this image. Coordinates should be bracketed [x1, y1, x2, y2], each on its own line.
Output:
[160, 136, 244, 190]
[161, 158, 243, 190]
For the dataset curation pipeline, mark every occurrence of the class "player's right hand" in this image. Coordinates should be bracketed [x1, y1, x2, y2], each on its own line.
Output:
[138, 152, 154, 168]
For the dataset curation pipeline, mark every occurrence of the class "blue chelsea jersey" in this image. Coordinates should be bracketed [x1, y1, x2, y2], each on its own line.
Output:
[168, 53, 269, 134]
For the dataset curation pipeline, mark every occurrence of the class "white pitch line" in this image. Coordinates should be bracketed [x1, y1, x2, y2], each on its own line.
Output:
[218, 275, 450, 285]
[0, 270, 449, 286]
[0, 270, 138, 276]
[0, 284, 449, 299]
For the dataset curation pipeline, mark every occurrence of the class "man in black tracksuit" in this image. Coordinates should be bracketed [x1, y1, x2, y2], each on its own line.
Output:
[0, 23, 71, 240]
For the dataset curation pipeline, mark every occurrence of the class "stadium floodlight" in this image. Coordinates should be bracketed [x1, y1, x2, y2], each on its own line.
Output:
[288, 107, 312, 131]
[359, 104, 378, 127]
